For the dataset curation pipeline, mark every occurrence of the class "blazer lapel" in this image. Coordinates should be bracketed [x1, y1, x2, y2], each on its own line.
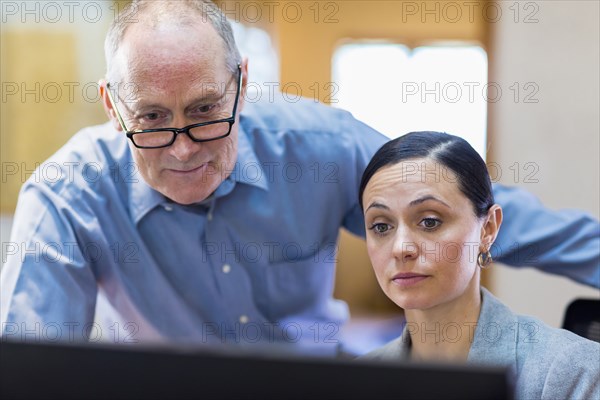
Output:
[467, 287, 518, 369]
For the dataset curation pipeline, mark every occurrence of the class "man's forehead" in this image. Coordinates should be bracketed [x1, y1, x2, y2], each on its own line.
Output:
[122, 2, 213, 34]
[115, 71, 232, 107]
[109, 12, 234, 104]
[115, 14, 225, 69]
[125, 59, 227, 85]
[123, 22, 222, 59]
[114, 29, 228, 87]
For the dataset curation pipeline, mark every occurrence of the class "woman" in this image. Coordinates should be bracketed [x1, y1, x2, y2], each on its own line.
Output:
[359, 131, 599, 399]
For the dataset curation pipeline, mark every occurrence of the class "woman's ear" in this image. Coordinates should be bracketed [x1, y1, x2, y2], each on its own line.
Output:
[480, 204, 503, 251]
[98, 79, 123, 132]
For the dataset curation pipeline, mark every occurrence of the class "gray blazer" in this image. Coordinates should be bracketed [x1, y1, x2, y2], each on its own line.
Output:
[363, 288, 600, 400]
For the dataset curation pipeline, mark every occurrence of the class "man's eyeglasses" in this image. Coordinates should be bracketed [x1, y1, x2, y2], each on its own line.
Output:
[106, 65, 242, 149]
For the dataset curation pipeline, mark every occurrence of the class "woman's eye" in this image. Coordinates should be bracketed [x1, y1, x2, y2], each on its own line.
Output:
[420, 218, 442, 230]
[370, 223, 391, 235]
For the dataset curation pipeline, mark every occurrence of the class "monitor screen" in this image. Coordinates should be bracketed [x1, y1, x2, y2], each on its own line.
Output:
[0, 340, 512, 399]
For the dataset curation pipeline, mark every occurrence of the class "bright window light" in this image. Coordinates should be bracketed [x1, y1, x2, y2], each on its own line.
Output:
[332, 43, 488, 159]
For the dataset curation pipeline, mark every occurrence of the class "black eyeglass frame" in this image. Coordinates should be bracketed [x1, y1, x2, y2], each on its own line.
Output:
[106, 64, 242, 149]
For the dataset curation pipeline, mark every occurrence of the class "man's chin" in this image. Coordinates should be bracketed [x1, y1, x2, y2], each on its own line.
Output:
[165, 191, 213, 205]
[152, 170, 223, 205]
[159, 183, 217, 205]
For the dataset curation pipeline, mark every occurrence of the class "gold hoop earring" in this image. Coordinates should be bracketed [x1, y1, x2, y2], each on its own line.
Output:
[477, 250, 493, 269]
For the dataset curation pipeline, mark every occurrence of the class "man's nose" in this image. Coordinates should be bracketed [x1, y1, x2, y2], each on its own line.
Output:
[391, 228, 419, 262]
[168, 129, 198, 162]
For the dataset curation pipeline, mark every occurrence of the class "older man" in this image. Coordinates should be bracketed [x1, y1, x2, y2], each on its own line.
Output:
[1, 0, 598, 355]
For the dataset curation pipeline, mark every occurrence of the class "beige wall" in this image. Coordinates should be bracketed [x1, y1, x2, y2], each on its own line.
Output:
[488, 0, 600, 327]
[1, 1, 112, 213]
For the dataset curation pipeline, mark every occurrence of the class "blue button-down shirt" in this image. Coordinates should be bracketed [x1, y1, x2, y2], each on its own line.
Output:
[2, 98, 599, 354]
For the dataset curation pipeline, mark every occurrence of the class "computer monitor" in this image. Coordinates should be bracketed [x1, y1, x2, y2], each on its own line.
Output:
[1, 340, 512, 399]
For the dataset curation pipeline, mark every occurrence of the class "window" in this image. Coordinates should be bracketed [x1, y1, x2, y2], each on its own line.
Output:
[332, 43, 488, 159]
[230, 20, 279, 98]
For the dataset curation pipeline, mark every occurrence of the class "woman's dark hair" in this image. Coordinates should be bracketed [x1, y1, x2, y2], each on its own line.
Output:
[359, 131, 494, 218]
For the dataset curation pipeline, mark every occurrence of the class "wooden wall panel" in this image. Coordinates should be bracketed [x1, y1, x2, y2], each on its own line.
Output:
[1, 31, 79, 212]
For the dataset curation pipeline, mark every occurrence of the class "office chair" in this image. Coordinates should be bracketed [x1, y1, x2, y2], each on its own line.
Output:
[561, 298, 600, 343]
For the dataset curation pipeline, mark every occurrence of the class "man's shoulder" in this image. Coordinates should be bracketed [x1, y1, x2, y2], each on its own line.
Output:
[55, 122, 127, 161]
[240, 97, 387, 161]
[22, 122, 129, 198]
[242, 96, 358, 135]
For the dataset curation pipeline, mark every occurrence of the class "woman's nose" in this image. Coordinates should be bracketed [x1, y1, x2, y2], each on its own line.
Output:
[391, 228, 419, 262]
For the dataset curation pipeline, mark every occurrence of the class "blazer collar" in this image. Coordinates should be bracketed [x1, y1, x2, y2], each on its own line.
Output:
[467, 287, 518, 368]
[384, 288, 518, 367]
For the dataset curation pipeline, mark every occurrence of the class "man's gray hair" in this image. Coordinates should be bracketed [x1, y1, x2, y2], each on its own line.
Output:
[104, 0, 242, 80]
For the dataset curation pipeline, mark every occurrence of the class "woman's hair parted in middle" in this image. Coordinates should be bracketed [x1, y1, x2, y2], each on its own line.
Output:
[359, 131, 494, 218]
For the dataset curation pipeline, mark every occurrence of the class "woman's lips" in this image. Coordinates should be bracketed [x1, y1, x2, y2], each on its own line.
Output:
[391, 273, 430, 288]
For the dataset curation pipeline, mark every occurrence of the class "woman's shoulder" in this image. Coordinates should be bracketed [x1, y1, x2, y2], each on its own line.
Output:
[359, 335, 409, 362]
[479, 288, 598, 367]
[509, 302, 599, 362]
[516, 313, 597, 347]
[495, 299, 599, 399]
[515, 313, 599, 399]
[477, 288, 599, 399]
[514, 312, 600, 368]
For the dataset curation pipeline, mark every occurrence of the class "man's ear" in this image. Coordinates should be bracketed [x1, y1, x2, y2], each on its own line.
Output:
[238, 57, 249, 113]
[98, 79, 123, 132]
[480, 204, 503, 252]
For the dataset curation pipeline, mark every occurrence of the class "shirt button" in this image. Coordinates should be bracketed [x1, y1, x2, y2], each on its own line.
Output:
[163, 205, 173, 212]
[239, 315, 249, 324]
[207, 212, 213, 221]
[222, 264, 231, 274]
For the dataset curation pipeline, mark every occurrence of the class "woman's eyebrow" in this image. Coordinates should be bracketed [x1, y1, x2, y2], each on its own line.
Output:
[409, 195, 450, 208]
[365, 202, 390, 212]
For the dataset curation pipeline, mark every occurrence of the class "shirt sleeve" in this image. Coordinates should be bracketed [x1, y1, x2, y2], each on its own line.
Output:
[339, 113, 389, 237]
[1, 181, 97, 342]
[492, 183, 600, 288]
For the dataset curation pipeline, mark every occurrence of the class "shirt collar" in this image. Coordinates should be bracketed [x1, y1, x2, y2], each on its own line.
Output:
[229, 117, 269, 191]
[129, 173, 166, 225]
[128, 117, 268, 225]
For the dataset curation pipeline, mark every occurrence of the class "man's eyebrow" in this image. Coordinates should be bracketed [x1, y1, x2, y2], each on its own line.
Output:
[365, 202, 390, 212]
[127, 74, 237, 112]
[125, 92, 223, 114]
[129, 101, 164, 111]
[194, 75, 237, 99]
[185, 93, 223, 110]
[184, 82, 234, 112]
[409, 195, 451, 208]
